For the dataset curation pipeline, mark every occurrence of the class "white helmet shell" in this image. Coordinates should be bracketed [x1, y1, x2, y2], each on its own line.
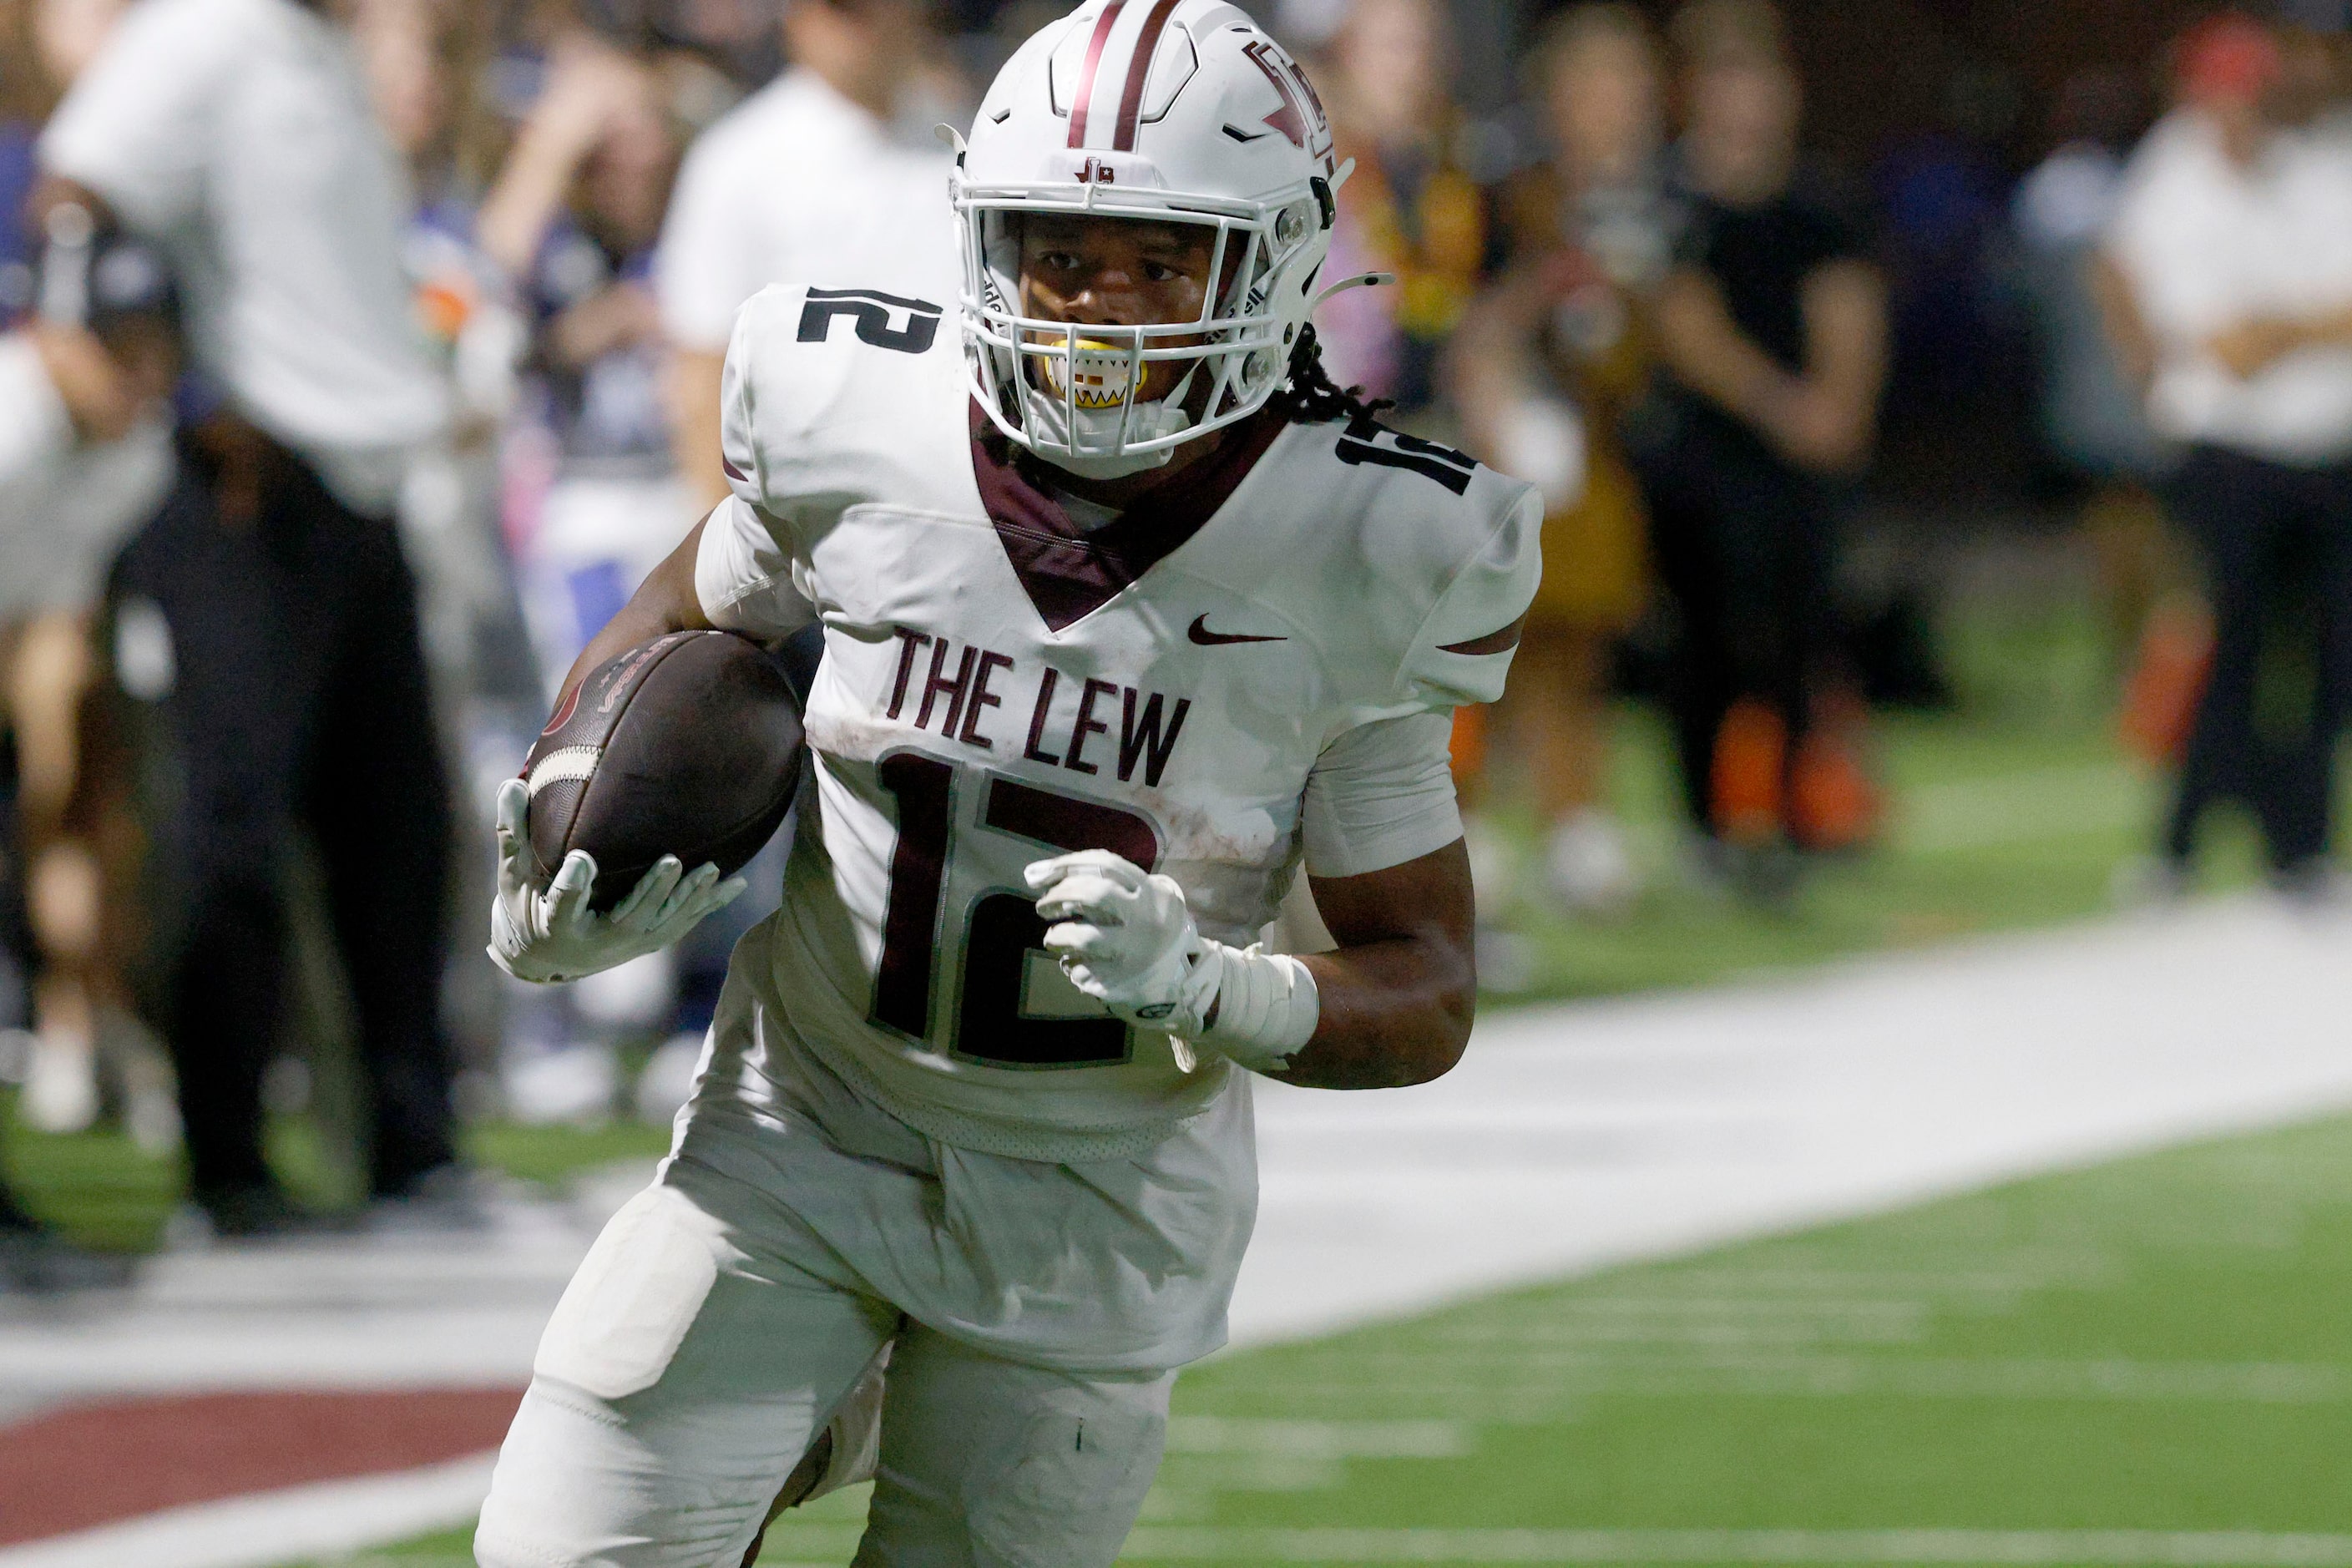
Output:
[954, 0, 1340, 478]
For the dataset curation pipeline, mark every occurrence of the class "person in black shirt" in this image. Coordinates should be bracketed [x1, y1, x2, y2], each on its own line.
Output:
[1628, 0, 1887, 895]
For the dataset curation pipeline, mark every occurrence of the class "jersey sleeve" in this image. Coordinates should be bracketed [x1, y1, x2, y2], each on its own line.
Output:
[1300, 712, 1462, 880]
[1395, 482, 1544, 713]
[38, 0, 236, 232]
[695, 495, 815, 640]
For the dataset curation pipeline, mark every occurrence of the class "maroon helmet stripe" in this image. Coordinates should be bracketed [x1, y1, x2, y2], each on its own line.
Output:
[1112, 0, 1183, 151]
[1066, 2, 1125, 149]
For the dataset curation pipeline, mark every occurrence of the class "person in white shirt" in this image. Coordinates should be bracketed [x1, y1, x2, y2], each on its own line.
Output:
[0, 215, 177, 1145]
[33, 0, 468, 1237]
[0, 225, 172, 1297]
[2102, 16, 2352, 894]
[656, 0, 955, 510]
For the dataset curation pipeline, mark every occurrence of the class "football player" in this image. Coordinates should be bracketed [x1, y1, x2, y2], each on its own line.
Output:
[476, 3, 1539, 1563]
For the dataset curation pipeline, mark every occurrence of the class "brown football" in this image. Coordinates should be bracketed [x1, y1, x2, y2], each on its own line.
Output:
[522, 631, 804, 912]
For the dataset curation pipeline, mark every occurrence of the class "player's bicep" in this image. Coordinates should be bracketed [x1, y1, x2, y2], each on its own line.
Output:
[1301, 713, 1463, 882]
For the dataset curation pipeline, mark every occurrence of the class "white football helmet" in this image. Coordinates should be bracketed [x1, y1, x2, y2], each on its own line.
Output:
[954, 0, 1343, 478]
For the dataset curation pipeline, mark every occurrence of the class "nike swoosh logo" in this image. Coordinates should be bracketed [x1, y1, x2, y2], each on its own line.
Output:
[1188, 615, 1287, 647]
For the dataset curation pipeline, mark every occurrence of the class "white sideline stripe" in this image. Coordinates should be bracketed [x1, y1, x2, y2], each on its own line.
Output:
[1115, 1528, 2352, 1565]
[0, 1453, 495, 1568]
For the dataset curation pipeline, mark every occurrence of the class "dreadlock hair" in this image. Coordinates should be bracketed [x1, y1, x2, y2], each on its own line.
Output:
[1271, 324, 1395, 429]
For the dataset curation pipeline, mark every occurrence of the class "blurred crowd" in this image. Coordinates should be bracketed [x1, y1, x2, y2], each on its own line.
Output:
[1, 0, 2350, 1274]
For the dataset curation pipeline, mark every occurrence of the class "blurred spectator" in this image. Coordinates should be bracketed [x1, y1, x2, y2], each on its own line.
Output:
[38, 0, 464, 1237]
[657, 0, 953, 509]
[5, 216, 180, 1153]
[0, 200, 169, 1297]
[1450, 3, 1669, 918]
[1314, 0, 1491, 417]
[481, 32, 698, 690]
[1630, 0, 1888, 896]
[0, 0, 154, 1143]
[2100, 14, 2352, 897]
[477, 30, 708, 1119]
[2013, 68, 2184, 684]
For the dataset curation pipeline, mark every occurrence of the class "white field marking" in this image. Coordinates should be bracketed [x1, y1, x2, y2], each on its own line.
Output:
[1117, 1527, 2352, 1565]
[1894, 762, 2152, 855]
[1431, 1302, 1934, 1346]
[1447, 1297, 1934, 1318]
[1156, 1454, 1353, 1495]
[1164, 1419, 1473, 1459]
[0, 1454, 496, 1568]
[1400, 1319, 1925, 1348]
[1222, 1356, 2352, 1406]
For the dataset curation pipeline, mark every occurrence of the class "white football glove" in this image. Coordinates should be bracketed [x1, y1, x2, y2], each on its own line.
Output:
[1025, 850, 1318, 1074]
[488, 777, 747, 985]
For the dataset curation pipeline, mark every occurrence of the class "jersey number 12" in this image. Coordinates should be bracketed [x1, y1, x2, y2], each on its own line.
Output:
[872, 753, 1161, 1070]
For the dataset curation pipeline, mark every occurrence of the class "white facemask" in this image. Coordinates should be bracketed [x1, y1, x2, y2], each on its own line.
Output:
[1021, 346, 1200, 480]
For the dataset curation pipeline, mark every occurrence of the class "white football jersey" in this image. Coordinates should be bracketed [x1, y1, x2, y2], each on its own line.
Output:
[698, 277, 1540, 1162]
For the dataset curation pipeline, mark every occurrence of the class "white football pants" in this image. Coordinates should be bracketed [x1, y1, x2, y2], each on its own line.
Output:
[473, 1152, 1176, 1568]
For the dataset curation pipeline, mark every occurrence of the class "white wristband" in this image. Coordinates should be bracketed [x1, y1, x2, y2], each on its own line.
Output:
[1173, 943, 1320, 1075]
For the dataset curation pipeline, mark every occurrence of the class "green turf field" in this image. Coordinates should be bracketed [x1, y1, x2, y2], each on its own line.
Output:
[305, 1107, 2352, 1567]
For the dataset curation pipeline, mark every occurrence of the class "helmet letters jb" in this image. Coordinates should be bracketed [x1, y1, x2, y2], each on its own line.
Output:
[954, 0, 1342, 478]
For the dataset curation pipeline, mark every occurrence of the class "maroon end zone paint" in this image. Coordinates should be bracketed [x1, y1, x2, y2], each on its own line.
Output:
[0, 1388, 524, 1546]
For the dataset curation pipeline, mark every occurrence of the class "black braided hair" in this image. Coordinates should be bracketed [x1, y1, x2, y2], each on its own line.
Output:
[1270, 323, 1394, 429]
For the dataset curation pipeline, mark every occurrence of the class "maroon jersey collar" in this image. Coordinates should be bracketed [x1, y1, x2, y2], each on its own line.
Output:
[969, 400, 1291, 633]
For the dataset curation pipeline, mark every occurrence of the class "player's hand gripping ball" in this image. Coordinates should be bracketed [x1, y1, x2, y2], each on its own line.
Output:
[489, 778, 746, 984]
[1025, 850, 1216, 1035]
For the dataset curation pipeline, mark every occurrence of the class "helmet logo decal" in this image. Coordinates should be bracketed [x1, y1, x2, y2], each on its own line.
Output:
[1067, 0, 1186, 152]
[1110, 0, 1185, 150]
[1241, 39, 1326, 154]
[1065, 1, 1126, 149]
[1077, 157, 1118, 185]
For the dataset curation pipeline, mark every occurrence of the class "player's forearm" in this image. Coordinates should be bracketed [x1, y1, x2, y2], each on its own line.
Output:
[1276, 841, 1479, 1090]
[1281, 937, 1475, 1090]
[557, 518, 714, 704]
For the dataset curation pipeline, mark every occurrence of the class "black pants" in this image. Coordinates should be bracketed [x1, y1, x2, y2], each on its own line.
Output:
[2164, 445, 2352, 873]
[1635, 411, 1839, 838]
[109, 439, 456, 1202]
